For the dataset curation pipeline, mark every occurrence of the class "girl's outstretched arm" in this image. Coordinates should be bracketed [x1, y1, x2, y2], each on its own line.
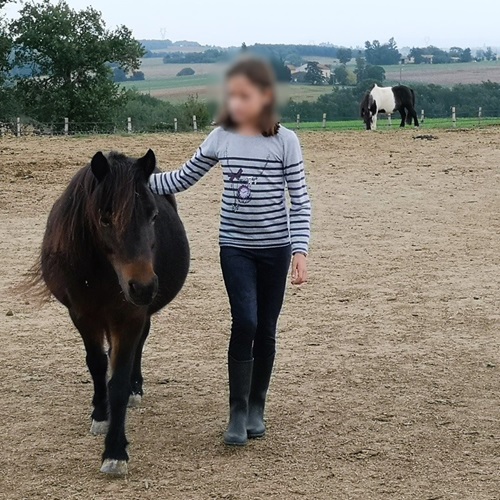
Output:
[149, 128, 220, 195]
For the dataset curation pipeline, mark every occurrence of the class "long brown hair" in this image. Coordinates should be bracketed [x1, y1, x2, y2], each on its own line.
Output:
[217, 56, 280, 137]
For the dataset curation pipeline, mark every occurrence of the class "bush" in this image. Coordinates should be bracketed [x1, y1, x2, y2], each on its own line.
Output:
[129, 71, 145, 81]
[176, 67, 195, 77]
[280, 81, 500, 122]
[115, 91, 212, 132]
[113, 68, 145, 82]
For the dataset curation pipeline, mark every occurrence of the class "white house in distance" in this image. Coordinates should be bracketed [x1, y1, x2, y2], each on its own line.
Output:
[289, 63, 332, 83]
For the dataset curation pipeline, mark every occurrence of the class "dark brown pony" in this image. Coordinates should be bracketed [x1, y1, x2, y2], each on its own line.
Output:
[35, 150, 189, 476]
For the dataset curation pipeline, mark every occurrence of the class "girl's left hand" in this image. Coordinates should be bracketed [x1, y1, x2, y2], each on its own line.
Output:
[291, 253, 308, 285]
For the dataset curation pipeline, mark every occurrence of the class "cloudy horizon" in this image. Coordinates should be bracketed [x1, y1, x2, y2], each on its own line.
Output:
[3, 0, 500, 49]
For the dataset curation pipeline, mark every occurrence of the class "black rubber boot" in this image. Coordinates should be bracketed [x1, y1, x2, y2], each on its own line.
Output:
[247, 353, 275, 439]
[223, 356, 253, 446]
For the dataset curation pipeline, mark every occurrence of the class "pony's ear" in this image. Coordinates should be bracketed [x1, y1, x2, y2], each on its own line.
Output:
[137, 149, 156, 179]
[91, 152, 110, 182]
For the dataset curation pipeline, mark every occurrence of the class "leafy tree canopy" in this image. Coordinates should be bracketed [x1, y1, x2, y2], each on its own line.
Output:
[270, 57, 291, 83]
[365, 38, 401, 65]
[409, 45, 474, 64]
[304, 61, 326, 86]
[10, 0, 145, 124]
[337, 47, 352, 64]
[333, 64, 350, 86]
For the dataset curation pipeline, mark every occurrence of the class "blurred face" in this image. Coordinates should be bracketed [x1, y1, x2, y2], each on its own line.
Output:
[225, 74, 273, 127]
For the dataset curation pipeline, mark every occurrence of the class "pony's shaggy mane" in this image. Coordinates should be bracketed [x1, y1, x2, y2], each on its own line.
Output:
[47, 152, 143, 260]
[24, 152, 147, 302]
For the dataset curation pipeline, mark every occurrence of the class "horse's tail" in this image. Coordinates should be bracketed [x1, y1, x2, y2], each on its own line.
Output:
[18, 254, 52, 305]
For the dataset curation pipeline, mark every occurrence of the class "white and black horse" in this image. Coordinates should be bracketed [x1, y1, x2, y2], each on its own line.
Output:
[360, 84, 419, 130]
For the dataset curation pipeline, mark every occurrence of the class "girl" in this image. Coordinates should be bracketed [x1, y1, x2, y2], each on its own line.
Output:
[149, 57, 311, 446]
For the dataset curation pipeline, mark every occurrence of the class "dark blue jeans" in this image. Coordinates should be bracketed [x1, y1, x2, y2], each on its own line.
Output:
[220, 245, 292, 361]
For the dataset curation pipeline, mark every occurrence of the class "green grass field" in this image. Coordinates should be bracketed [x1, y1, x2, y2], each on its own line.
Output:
[281, 116, 500, 131]
[121, 58, 331, 103]
[123, 57, 500, 104]
[121, 74, 218, 92]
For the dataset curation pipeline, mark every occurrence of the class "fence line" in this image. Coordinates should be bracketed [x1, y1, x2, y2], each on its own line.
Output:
[2, 108, 500, 137]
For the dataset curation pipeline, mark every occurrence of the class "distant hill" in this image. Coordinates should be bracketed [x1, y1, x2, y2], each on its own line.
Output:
[140, 39, 205, 52]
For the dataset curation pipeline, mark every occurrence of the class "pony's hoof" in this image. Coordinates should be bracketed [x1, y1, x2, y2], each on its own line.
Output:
[90, 419, 109, 435]
[128, 393, 142, 408]
[100, 459, 128, 476]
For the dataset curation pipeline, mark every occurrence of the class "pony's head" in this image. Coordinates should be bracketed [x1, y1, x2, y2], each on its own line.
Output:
[360, 92, 377, 130]
[88, 150, 159, 306]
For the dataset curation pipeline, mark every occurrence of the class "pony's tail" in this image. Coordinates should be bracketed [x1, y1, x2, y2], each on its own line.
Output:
[18, 255, 52, 305]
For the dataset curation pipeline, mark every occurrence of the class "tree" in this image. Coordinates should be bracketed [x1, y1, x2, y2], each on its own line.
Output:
[461, 48, 472, 63]
[449, 46, 464, 59]
[0, 0, 14, 119]
[10, 0, 145, 125]
[129, 71, 145, 81]
[409, 45, 449, 64]
[365, 65, 385, 83]
[304, 61, 326, 85]
[183, 94, 210, 128]
[176, 67, 195, 76]
[286, 53, 303, 67]
[0, 1, 11, 81]
[113, 67, 128, 82]
[365, 38, 401, 65]
[241, 42, 248, 52]
[270, 57, 291, 83]
[333, 64, 350, 86]
[337, 47, 352, 64]
[485, 47, 495, 61]
[354, 56, 366, 83]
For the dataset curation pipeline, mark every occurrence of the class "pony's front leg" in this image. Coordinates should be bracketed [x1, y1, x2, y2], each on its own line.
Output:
[372, 114, 378, 131]
[129, 317, 151, 407]
[69, 310, 108, 434]
[100, 319, 144, 476]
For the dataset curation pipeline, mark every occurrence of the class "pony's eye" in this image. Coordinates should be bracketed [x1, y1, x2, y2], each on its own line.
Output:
[151, 213, 158, 224]
[100, 213, 112, 227]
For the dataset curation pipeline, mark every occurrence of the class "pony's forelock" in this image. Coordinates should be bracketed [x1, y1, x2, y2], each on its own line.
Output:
[44, 153, 145, 263]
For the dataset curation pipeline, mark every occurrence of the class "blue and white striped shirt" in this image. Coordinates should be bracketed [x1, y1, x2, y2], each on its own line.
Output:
[149, 126, 311, 254]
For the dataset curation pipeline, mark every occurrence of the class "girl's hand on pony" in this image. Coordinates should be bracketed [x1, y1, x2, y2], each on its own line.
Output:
[291, 253, 308, 285]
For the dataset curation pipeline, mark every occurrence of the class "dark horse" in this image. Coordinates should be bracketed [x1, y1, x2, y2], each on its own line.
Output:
[360, 84, 419, 130]
[35, 150, 189, 476]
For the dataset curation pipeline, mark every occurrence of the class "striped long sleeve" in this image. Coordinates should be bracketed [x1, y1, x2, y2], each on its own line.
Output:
[149, 130, 219, 195]
[284, 133, 311, 255]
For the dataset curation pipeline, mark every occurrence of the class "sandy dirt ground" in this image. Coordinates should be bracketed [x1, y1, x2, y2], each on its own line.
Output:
[1, 129, 499, 499]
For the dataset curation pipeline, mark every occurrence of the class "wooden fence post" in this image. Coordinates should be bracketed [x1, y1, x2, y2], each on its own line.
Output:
[451, 106, 457, 127]
[193, 115, 197, 132]
[127, 117, 132, 133]
[478, 106, 482, 124]
[421, 109, 425, 124]
[387, 114, 392, 127]
[174, 118, 178, 132]
[296, 114, 300, 129]
[64, 117, 69, 136]
[322, 113, 327, 129]
[16, 117, 21, 137]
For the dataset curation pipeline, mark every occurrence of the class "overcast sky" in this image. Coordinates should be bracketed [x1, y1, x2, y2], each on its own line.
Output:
[4, 0, 499, 48]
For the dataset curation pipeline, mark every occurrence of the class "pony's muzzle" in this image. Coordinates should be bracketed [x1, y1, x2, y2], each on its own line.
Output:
[127, 275, 159, 306]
